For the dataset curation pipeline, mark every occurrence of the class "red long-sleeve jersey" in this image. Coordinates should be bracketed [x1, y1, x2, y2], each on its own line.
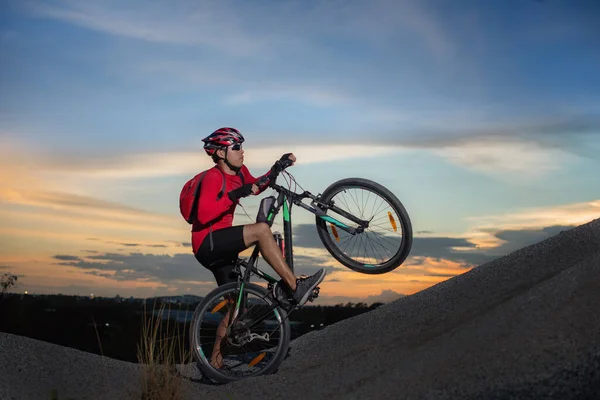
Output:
[191, 164, 269, 253]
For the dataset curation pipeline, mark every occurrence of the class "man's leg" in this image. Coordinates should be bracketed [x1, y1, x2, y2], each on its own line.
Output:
[242, 222, 297, 290]
[210, 304, 232, 369]
[242, 222, 326, 307]
[209, 264, 238, 369]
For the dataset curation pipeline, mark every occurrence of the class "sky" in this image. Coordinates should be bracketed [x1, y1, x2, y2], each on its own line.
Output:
[1, 0, 599, 306]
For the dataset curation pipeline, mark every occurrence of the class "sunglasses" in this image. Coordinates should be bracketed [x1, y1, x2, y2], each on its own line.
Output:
[230, 143, 243, 151]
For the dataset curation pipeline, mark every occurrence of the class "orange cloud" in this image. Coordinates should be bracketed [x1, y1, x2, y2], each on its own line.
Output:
[0, 139, 190, 260]
[463, 200, 600, 249]
[317, 256, 473, 298]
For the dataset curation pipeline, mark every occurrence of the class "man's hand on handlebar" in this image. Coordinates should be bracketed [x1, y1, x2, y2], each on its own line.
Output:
[284, 153, 296, 166]
[274, 153, 296, 172]
[275, 153, 295, 170]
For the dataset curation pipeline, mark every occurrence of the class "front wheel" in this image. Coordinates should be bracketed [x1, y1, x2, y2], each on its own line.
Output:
[315, 178, 413, 274]
[189, 282, 291, 383]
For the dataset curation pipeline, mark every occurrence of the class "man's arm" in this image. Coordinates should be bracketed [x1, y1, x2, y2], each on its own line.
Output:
[242, 153, 296, 194]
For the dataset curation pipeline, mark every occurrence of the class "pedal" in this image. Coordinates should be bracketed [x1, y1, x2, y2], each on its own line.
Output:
[307, 286, 320, 302]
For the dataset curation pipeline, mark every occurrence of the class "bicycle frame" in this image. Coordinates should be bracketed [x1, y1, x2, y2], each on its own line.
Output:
[230, 177, 371, 321]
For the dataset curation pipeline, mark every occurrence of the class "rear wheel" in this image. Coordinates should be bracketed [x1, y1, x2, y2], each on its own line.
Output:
[315, 178, 413, 274]
[189, 282, 291, 383]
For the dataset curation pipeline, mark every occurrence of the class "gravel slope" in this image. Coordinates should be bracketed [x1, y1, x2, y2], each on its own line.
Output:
[2, 218, 599, 400]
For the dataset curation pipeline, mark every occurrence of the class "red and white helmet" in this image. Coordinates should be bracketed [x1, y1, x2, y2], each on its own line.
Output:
[202, 127, 245, 156]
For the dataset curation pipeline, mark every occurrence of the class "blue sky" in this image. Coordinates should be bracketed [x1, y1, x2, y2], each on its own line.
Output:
[1, 0, 599, 304]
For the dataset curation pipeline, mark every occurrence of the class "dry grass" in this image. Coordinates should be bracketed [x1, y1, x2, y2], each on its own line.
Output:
[136, 300, 193, 400]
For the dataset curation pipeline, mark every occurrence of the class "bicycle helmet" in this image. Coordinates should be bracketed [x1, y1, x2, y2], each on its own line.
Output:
[202, 127, 245, 156]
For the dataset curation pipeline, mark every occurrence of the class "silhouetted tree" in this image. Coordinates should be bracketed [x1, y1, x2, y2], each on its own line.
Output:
[1, 273, 18, 294]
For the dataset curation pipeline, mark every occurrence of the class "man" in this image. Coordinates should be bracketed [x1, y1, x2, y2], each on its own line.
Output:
[192, 127, 326, 307]
[193, 127, 326, 369]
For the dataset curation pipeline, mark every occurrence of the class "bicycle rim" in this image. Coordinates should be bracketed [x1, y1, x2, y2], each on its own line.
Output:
[316, 178, 413, 274]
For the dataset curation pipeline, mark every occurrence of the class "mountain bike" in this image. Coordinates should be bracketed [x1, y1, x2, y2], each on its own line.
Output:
[189, 163, 413, 383]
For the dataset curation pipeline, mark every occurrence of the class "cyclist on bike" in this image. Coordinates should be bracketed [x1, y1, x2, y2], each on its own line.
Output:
[193, 127, 327, 306]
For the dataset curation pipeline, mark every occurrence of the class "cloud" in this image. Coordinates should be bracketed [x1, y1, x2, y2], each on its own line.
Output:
[291, 201, 600, 271]
[20, 0, 454, 60]
[465, 199, 600, 249]
[2, 136, 403, 180]
[432, 139, 569, 180]
[105, 241, 167, 248]
[392, 115, 600, 178]
[164, 241, 192, 248]
[291, 224, 334, 250]
[44, 247, 333, 297]
[420, 212, 600, 268]
[395, 116, 600, 152]
[364, 289, 406, 304]
[53, 255, 82, 261]
[0, 139, 187, 242]
[0, 195, 181, 241]
[409, 237, 494, 266]
[20, 0, 276, 57]
[223, 85, 349, 107]
[53, 251, 215, 284]
[487, 225, 575, 256]
[9, 0, 599, 123]
[0, 137, 173, 220]
[1, 187, 164, 218]
[319, 289, 406, 306]
[291, 223, 491, 268]
[59, 117, 595, 181]
[29, 246, 339, 300]
[12, 0, 465, 111]
[17, 211, 596, 300]
[109, 52, 358, 108]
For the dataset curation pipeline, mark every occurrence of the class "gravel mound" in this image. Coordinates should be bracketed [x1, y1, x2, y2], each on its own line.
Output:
[0, 332, 143, 400]
[2, 218, 599, 400]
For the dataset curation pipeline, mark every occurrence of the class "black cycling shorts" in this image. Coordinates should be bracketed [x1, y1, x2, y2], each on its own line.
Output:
[195, 225, 248, 286]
